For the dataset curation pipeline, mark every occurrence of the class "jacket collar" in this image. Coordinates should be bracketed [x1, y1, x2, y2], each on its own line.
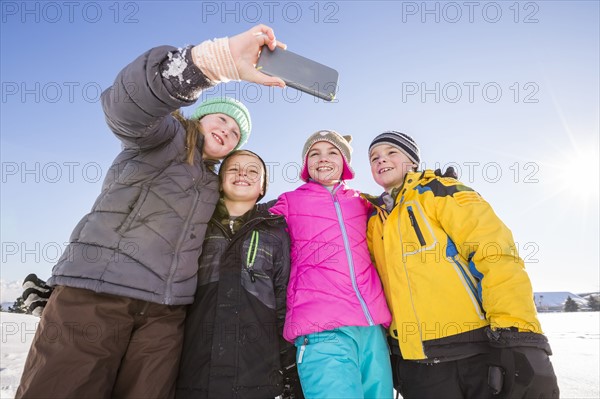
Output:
[213, 198, 255, 235]
[363, 170, 425, 211]
[212, 199, 285, 236]
[304, 179, 346, 194]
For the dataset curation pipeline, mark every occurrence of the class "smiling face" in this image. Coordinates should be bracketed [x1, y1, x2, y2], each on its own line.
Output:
[306, 141, 344, 186]
[199, 113, 241, 160]
[220, 153, 265, 203]
[369, 144, 416, 192]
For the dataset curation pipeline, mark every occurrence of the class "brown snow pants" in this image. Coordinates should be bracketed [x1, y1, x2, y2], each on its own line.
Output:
[16, 286, 186, 399]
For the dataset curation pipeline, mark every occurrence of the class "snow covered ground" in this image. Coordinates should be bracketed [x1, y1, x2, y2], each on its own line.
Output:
[1, 312, 599, 398]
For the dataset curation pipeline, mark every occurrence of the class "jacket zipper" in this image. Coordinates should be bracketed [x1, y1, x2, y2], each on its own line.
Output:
[407, 206, 426, 246]
[165, 187, 200, 303]
[212, 217, 232, 240]
[330, 185, 375, 326]
[213, 214, 276, 242]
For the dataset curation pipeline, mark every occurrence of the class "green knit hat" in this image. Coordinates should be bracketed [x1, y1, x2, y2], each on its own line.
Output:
[191, 97, 252, 150]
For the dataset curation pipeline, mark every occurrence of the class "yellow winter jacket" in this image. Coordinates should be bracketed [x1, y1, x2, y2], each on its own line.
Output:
[365, 170, 542, 361]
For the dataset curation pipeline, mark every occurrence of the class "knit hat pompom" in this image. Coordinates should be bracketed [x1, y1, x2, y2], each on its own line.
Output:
[300, 130, 355, 182]
[191, 97, 251, 150]
[368, 131, 420, 166]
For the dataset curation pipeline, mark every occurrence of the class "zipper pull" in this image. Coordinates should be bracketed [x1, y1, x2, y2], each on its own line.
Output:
[297, 337, 309, 364]
[409, 213, 416, 226]
[407, 207, 416, 226]
[248, 269, 256, 283]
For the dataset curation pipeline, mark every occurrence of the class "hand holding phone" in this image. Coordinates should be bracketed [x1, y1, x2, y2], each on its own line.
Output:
[228, 25, 286, 87]
[256, 46, 339, 101]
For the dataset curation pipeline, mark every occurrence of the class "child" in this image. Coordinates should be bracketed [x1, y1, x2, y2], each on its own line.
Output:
[16, 25, 285, 399]
[365, 131, 559, 399]
[176, 150, 301, 399]
[270, 130, 393, 399]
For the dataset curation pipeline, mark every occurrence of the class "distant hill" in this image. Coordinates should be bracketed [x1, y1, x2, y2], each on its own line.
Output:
[534, 292, 592, 312]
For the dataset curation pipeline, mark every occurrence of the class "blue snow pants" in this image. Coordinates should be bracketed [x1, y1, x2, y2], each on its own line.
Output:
[294, 325, 393, 399]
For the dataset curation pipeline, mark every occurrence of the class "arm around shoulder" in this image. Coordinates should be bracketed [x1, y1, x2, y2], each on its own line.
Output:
[269, 194, 289, 218]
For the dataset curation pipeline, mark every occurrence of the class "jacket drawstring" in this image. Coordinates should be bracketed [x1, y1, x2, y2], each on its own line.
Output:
[246, 230, 259, 282]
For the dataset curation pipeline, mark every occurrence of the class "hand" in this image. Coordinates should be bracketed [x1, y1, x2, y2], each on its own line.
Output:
[487, 328, 559, 398]
[228, 24, 286, 87]
[281, 363, 304, 399]
[22, 273, 53, 317]
[434, 166, 458, 179]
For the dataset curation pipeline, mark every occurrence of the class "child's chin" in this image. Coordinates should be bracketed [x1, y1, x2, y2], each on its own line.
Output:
[209, 149, 229, 160]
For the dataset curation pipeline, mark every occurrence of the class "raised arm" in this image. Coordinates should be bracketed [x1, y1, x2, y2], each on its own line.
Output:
[101, 25, 286, 150]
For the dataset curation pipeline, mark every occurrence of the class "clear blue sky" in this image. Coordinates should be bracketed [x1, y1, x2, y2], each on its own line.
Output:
[1, 1, 598, 293]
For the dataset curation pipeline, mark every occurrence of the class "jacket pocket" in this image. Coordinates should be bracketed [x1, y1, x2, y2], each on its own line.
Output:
[407, 206, 426, 246]
[401, 201, 436, 256]
[449, 257, 486, 319]
[117, 185, 150, 235]
[241, 234, 276, 309]
[247, 270, 270, 281]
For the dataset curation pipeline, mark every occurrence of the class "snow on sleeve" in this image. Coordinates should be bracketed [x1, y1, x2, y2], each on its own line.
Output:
[160, 47, 207, 102]
[162, 47, 189, 83]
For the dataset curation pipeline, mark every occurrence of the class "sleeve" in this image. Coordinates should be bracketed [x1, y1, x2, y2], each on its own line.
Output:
[365, 199, 378, 265]
[101, 45, 213, 150]
[366, 215, 377, 265]
[363, 193, 382, 266]
[269, 194, 289, 218]
[432, 178, 541, 333]
[272, 225, 302, 398]
[273, 226, 291, 338]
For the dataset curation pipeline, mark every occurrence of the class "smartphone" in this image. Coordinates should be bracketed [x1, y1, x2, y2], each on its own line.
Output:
[256, 46, 339, 101]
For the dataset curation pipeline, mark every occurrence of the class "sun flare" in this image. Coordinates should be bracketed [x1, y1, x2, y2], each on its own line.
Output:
[546, 137, 599, 206]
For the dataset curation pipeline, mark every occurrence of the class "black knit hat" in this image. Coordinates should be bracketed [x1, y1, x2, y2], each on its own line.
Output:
[368, 131, 420, 165]
[218, 149, 267, 201]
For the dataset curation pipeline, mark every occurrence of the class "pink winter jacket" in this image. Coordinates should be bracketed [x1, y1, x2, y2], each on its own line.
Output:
[271, 181, 391, 342]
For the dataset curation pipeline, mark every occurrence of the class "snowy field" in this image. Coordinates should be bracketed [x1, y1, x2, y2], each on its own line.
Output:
[1, 312, 598, 398]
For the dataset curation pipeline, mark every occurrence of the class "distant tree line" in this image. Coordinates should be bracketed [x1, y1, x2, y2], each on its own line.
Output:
[586, 295, 600, 311]
[2, 296, 29, 314]
[563, 295, 600, 312]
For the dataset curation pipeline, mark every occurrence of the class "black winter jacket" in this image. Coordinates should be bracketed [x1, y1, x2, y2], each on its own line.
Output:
[49, 46, 219, 305]
[176, 204, 296, 399]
